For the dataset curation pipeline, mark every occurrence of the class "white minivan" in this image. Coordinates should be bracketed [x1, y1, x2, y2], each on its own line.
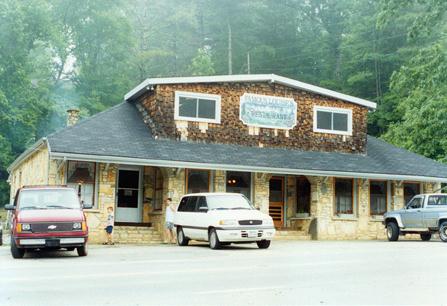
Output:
[174, 193, 275, 249]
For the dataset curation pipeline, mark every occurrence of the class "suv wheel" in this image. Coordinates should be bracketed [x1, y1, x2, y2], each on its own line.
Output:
[11, 238, 25, 259]
[386, 222, 399, 241]
[420, 233, 432, 241]
[256, 240, 271, 249]
[177, 227, 189, 246]
[209, 229, 221, 249]
[439, 221, 447, 242]
[77, 244, 88, 257]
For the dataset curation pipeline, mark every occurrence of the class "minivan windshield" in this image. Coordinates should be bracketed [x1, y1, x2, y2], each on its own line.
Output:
[207, 194, 254, 210]
[18, 189, 81, 210]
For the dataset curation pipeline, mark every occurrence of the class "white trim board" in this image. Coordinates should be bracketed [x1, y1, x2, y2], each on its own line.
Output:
[49, 151, 447, 183]
[124, 74, 377, 109]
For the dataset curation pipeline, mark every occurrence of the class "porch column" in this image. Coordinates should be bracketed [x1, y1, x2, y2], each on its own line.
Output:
[214, 170, 226, 192]
[86, 163, 117, 243]
[392, 181, 405, 210]
[423, 182, 439, 193]
[159, 168, 185, 239]
[306, 176, 333, 240]
[253, 173, 272, 214]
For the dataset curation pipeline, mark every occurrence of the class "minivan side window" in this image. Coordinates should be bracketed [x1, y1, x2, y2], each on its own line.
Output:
[197, 196, 208, 212]
[178, 197, 189, 212]
[185, 196, 198, 212]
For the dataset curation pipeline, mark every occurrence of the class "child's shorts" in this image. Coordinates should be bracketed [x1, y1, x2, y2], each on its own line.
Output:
[105, 226, 113, 234]
[165, 222, 174, 230]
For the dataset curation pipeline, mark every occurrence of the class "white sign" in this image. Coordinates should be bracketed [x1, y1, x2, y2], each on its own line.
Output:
[239, 93, 297, 129]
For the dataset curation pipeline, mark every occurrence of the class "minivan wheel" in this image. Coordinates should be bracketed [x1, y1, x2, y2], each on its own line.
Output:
[256, 240, 271, 249]
[77, 244, 88, 257]
[11, 238, 25, 259]
[439, 222, 447, 242]
[209, 229, 221, 249]
[177, 227, 189, 246]
[386, 222, 399, 241]
[420, 233, 432, 241]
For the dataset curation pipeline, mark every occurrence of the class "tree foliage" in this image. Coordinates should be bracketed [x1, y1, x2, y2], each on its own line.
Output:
[0, 0, 446, 204]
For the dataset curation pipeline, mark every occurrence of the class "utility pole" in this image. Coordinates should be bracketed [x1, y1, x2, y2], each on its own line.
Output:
[228, 23, 232, 75]
[247, 52, 251, 74]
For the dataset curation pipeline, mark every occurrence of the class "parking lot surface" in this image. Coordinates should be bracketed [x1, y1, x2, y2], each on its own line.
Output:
[0, 240, 446, 305]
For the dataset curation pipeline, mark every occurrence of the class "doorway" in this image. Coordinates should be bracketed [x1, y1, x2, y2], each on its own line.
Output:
[269, 176, 284, 228]
[115, 167, 142, 223]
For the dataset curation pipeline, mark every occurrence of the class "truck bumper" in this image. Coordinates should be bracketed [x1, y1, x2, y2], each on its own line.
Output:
[216, 227, 275, 242]
[14, 236, 88, 248]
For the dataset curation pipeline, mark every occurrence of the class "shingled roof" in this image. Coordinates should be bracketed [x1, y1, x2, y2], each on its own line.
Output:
[41, 102, 447, 182]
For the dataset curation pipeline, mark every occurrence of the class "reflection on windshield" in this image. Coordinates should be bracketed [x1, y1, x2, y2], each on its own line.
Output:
[206, 195, 254, 210]
[18, 189, 80, 210]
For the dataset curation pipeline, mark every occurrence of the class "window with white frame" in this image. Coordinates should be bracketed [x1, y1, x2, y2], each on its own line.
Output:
[174, 91, 221, 123]
[313, 106, 352, 135]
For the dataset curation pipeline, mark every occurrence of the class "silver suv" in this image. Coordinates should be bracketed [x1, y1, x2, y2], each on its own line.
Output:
[383, 193, 447, 242]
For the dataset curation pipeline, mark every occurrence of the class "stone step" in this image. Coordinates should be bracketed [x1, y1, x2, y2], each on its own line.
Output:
[113, 226, 163, 244]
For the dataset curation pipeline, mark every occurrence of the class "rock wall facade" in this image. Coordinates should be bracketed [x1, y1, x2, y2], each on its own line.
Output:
[138, 82, 368, 154]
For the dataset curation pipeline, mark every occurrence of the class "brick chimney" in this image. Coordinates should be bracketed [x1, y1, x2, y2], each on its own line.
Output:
[67, 108, 80, 127]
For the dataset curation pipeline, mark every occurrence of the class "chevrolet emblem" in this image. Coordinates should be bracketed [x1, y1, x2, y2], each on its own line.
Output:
[48, 225, 57, 230]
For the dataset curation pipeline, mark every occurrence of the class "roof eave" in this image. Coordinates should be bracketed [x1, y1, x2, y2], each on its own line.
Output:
[7, 138, 48, 173]
[49, 151, 447, 183]
[123, 74, 377, 109]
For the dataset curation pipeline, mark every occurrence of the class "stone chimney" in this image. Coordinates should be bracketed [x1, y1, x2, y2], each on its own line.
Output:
[67, 108, 80, 127]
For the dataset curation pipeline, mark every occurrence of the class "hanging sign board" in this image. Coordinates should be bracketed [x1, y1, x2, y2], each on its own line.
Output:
[239, 93, 297, 129]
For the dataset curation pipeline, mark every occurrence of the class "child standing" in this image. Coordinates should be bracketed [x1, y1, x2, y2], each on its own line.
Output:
[164, 198, 176, 244]
[104, 206, 115, 245]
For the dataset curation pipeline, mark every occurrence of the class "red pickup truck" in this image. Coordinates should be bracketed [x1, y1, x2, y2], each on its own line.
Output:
[5, 186, 92, 258]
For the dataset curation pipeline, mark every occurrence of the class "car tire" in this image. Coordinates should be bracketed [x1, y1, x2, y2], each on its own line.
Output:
[77, 244, 88, 257]
[439, 221, 447, 242]
[256, 240, 271, 249]
[0, 231, 3, 246]
[420, 233, 432, 241]
[11, 238, 25, 259]
[209, 229, 221, 250]
[386, 222, 399, 241]
[177, 227, 189, 246]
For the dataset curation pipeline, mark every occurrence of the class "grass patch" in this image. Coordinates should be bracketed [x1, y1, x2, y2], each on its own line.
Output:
[0, 210, 7, 222]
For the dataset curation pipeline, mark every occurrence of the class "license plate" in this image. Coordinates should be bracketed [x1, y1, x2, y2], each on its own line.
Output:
[247, 230, 258, 238]
[45, 239, 60, 247]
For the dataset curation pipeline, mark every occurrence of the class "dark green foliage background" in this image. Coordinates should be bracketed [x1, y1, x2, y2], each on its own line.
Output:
[0, 0, 446, 205]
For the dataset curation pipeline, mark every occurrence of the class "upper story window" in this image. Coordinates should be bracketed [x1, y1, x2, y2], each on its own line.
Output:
[313, 106, 352, 136]
[174, 91, 221, 124]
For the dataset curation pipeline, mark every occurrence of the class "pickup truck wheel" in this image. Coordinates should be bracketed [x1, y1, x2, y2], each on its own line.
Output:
[439, 222, 447, 242]
[420, 233, 432, 241]
[0, 232, 3, 246]
[386, 222, 399, 241]
[256, 240, 271, 249]
[11, 238, 25, 259]
[177, 227, 189, 246]
[209, 229, 221, 250]
[77, 244, 88, 257]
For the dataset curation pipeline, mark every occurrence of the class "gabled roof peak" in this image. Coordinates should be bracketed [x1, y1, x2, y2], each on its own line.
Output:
[124, 74, 376, 109]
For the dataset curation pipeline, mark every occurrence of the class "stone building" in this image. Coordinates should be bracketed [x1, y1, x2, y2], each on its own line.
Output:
[7, 74, 447, 243]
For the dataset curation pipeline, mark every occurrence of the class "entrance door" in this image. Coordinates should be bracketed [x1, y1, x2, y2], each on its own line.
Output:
[269, 177, 284, 228]
[116, 168, 142, 223]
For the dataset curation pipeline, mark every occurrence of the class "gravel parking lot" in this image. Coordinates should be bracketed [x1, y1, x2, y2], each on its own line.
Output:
[0, 240, 446, 306]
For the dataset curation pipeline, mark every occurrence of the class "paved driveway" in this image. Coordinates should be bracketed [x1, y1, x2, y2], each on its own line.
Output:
[0, 240, 446, 305]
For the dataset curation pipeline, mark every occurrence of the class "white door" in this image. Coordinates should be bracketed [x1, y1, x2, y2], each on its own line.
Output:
[115, 167, 142, 223]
